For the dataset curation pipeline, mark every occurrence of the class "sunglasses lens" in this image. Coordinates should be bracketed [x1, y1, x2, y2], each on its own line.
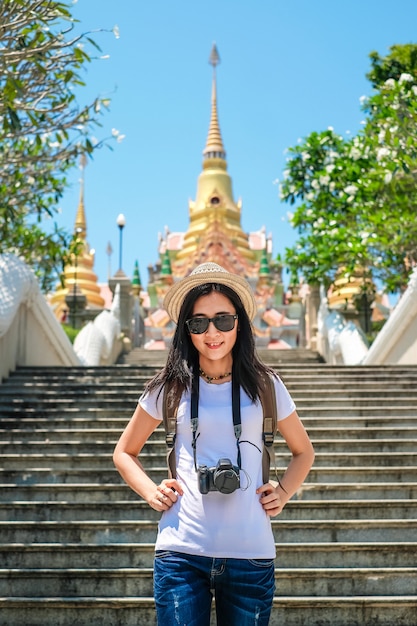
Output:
[214, 315, 235, 331]
[187, 318, 209, 334]
[186, 315, 237, 334]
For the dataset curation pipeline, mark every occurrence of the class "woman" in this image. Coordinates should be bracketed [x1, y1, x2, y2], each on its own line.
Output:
[113, 262, 315, 626]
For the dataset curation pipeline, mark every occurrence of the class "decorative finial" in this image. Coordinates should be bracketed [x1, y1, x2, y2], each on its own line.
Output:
[203, 43, 226, 161]
[209, 43, 220, 68]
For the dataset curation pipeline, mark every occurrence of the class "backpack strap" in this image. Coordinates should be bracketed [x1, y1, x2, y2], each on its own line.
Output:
[259, 373, 278, 485]
[162, 382, 179, 479]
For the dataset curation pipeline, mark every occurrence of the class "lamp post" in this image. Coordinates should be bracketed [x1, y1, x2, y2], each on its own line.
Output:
[116, 213, 126, 272]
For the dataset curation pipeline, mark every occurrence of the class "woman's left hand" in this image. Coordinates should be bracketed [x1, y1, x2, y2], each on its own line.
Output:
[256, 482, 286, 517]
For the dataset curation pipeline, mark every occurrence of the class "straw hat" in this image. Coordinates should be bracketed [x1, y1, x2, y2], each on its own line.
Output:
[163, 262, 257, 323]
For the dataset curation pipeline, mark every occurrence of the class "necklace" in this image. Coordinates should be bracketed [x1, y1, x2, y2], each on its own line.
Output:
[199, 368, 232, 384]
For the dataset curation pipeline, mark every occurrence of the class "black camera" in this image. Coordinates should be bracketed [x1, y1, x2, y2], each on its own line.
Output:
[197, 458, 240, 495]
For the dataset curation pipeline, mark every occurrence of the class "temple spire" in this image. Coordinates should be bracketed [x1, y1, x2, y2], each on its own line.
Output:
[74, 154, 87, 240]
[203, 43, 226, 161]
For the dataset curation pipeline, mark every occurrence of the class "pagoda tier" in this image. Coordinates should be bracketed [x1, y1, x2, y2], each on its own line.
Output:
[49, 168, 105, 320]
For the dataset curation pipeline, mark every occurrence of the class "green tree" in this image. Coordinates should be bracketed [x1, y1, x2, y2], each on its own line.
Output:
[0, 0, 119, 291]
[367, 43, 417, 87]
[280, 44, 417, 295]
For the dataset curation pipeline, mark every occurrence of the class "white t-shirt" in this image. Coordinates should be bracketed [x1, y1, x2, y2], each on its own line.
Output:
[140, 375, 296, 559]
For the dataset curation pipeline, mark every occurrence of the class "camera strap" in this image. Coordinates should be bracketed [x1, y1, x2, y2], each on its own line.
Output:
[190, 371, 242, 472]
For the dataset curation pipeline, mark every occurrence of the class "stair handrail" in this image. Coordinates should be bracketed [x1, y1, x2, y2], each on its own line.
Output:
[72, 282, 123, 365]
[363, 266, 417, 365]
[317, 286, 369, 365]
[0, 253, 79, 382]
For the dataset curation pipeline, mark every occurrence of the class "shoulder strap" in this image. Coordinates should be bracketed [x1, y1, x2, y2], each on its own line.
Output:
[259, 373, 278, 484]
[162, 373, 278, 484]
[162, 382, 179, 479]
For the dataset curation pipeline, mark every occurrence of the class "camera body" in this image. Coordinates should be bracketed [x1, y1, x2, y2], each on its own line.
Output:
[197, 458, 240, 495]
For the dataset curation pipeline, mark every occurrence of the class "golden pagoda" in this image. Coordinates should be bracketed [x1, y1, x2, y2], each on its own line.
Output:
[49, 161, 105, 321]
[144, 44, 290, 348]
[171, 44, 258, 278]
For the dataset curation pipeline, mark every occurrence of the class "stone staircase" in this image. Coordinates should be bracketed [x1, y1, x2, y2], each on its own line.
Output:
[0, 356, 416, 625]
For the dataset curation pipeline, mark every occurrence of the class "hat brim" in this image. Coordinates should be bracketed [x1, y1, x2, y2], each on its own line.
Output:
[163, 271, 257, 323]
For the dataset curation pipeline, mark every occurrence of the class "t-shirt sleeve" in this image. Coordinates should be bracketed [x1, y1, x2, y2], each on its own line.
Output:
[273, 376, 296, 421]
[138, 384, 164, 421]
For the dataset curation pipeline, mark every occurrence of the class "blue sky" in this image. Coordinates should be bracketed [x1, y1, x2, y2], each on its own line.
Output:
[57, 0, 417, 289]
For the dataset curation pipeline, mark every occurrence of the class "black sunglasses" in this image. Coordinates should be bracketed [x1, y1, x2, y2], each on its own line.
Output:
[186, 314, 238, 334]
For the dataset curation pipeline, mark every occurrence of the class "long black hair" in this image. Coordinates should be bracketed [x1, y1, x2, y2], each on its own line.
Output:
[146, 282, 277, 402]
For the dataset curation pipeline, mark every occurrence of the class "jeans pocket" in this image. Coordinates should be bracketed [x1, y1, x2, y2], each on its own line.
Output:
[154, 550, 177, 559]
[247, 558, 275, 568]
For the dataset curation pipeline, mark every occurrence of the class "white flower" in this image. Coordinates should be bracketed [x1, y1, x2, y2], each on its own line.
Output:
[319, 175, 330, 186]
[384, 171, 392, 184]
[306, 192, 315, 201]
[384, 78, 396, 89]
[399, 73, 413, 83]
[301, 151, 310, 161]
[327, 126, 334, 131]
[326, 164, 335, 173]
[359, 95, 368, 105]
[377, 147, 390, 161]
[350, 147, 362, 160]
[412, 86, 417, 96]
[113, 25, 120, 39]
[311, 179, 320, 190]
[344, 184, 357, 195]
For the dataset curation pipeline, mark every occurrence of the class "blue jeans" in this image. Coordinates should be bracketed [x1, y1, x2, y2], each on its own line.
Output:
[154, 550, 275, 626]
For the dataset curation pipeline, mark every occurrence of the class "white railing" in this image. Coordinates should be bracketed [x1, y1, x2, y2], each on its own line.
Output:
[0, 254, 79, 383]
[316, 287, 369, 365]
[73, 284, 123, 366]
[363, 267, 417, 365]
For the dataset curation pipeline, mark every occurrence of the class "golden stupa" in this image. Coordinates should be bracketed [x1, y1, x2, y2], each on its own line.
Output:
[327, 266, 375, 310]
[146, 44, 283, 318]
[49, 163, 105, 321]
[171, 43, 258, 278]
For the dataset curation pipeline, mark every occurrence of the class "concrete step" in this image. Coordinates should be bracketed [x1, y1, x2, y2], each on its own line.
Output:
[2, 482, 416, 503]
[3, 450, 417, 473]
[1, 541, 415, 569]
[1, 425, 417, 442]
[2, 465, 417, 487]
[4, 384, 417, 398]
[2, 519, 417, 543]
[2, 415, 417, 431]
[0, 496, 414, 523]
[1, 438, 415, 455]
[1, 596, 416, 626]
[1, 498, 414, 522]
[1, 566, 416, 598]
[2, 451, 416, 471]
